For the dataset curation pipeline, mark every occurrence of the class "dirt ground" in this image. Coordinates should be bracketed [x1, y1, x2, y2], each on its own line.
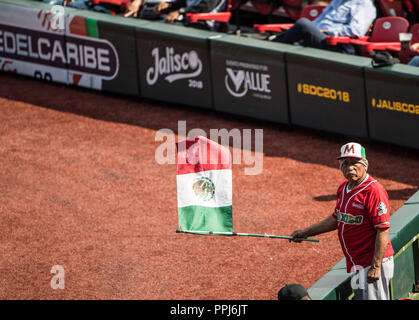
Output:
[0, 72, 418, 300]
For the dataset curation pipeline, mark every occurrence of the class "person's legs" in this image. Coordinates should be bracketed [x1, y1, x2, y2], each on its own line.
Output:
[271, 18, 326, 48]
[353, 257, 394, 300]
[270, 18, 355, 54]
[67, 0, 91, 10]
[408, 56, 419, 67]
[42, 0, 65, 4]
[366, 256, 394, 300]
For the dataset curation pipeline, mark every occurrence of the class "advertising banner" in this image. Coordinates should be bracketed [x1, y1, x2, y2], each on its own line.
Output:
[136, 22, 216, 109]
[0, 1, 68, 83]
[65, 9, 142, 95]
[286, 48, 371, 137]
[210, 36, 293, 124]
[365, 65, 419, 150]
[0, 1, 141, 95]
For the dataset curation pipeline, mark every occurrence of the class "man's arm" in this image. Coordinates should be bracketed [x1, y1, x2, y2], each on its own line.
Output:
[336, 0, 376, 37]
[290, 215, 337, 242]
[182, 0, 220, 14]
[367, 228, 390, 283]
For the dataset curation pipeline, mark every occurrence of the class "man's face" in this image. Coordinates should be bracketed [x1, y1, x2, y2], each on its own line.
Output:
[339, 157, 366, 183]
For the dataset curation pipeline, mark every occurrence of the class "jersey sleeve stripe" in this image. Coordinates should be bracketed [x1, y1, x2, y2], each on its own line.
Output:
[374, 222, 390, 228]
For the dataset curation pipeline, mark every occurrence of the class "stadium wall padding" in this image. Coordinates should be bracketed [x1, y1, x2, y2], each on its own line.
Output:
[135, 21, 217, 109]
[364, 64, 419, 150]
[210, 35, 297, 124]
[308, 191, 419, 300]
[2, 0, 418, 149]
[286, 47, 372, 138]
[0, 0, 68, 83]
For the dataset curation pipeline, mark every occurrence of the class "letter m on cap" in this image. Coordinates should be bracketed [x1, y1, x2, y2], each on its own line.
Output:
[344, 144, 355, 154]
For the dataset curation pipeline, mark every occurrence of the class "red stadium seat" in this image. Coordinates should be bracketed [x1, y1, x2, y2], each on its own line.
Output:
[90, 0, 131, 14]
[410, 22, 419, 42]
[377, 0, 405, 17]
[386, 23, 419, 63]
[184, 0, 234, 32]
[254, 4, 326, 33]
[283, 0, 313, 21]
[250, 0, 317, 23]
[326, 16, 410, 56]
[350, 16, 409, 54]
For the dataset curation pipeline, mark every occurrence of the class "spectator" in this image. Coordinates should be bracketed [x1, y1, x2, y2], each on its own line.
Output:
[289, 142, 394, 300]
[313, 0, 332, 5]
[152, 0, 227, 30]
[41, 0, 86, 7]
[124, 0, 144, 18]
[41, 0, 119, 14]
[277, 284, 312, 300]
[407, 43, 419, 66]
[269, 0, 377, 54]
[408, 56, 419, 66]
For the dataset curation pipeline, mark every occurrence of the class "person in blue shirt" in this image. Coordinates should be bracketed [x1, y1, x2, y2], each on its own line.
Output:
[270, 0, 377, 54]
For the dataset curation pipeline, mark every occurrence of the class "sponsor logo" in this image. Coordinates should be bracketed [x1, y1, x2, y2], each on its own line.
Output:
[0, 23, 119, 79]
[297, 82, 350, 103]
[352, 202, 364, 210]
[335, 209, 363, 224]
[377, 202, 387, 216]
[371, 97, 419, 115]
[146, 47, 203, 86]
[192, 177, 215, 201]
[37, 7, 65, 32]
[224, 60, 271, 100]
[0, 58, 16, 72]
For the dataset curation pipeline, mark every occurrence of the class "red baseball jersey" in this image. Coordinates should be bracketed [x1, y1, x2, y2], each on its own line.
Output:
[332, 175, 394, 272]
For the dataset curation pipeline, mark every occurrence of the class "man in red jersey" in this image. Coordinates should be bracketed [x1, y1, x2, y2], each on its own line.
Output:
[289, 142, 394, 300]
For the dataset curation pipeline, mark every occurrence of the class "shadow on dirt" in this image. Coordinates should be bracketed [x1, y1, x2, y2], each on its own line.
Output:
[1, 72, 418, 189]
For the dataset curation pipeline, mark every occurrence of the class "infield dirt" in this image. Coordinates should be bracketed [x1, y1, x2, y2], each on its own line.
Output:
[0, 72, 418, 299]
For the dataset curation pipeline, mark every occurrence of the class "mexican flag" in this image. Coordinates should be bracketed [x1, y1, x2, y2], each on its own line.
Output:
[176, 136, 233, 233]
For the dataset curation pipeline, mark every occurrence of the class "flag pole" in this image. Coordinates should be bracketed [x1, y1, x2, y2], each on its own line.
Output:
[175, 229, 319, 242]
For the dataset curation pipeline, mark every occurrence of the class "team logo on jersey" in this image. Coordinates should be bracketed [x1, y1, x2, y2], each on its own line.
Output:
[335, 209, 363, 225]
[192, 177, 215, 201]
[377, 202, 387, 216]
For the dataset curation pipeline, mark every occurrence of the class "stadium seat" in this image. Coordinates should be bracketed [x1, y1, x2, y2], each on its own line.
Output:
[184, 0, 234, 32]
[386, 22, 419, 63]
[250, 0, 281, 17]
[377, 0, 405, 17]
[410, 22, 419, 42]
[283, 0, 313, 21]
[90, 0, 131, 14]
[326, 16, 410, 56]
[253, 3, 326, 33]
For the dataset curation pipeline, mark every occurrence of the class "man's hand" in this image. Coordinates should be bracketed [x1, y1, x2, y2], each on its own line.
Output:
[289, 229, 308, 243]
[289, 216, 337, 243]
[153, 2, 170, 15]
[165, 10, 180, 23]
[410, 43, 419, 52]
[367, 265, 381, 283]
[124, 0, 143, 18]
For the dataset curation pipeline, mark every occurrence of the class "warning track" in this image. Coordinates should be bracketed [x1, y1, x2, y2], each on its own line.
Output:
[0, 72, 418, 299]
